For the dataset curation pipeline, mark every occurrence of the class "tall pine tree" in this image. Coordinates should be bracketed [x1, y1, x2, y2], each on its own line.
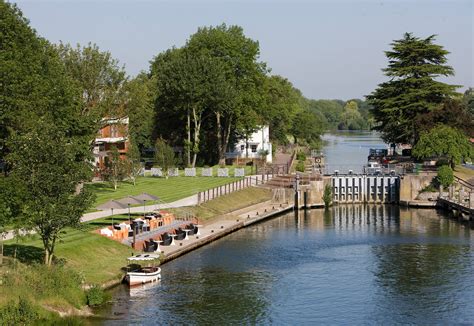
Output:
[367, 33, 458, 145]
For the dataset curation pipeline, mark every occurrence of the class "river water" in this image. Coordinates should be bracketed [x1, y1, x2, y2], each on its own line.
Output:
[98, 132, 474, 325]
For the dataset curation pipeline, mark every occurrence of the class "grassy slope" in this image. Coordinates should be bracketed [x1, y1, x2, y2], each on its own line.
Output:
[172, 187, 272, 222]
[5, 217, 137, 285]
[87, 176, 243, 207]
[454, 165, 474, 181]
[4, 186, 271, 285]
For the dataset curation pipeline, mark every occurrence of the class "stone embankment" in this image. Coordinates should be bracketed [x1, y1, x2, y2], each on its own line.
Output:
[158, 200, 293, 265]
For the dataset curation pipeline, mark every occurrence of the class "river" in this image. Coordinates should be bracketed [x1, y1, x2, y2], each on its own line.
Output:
[98, 131, 474, 325]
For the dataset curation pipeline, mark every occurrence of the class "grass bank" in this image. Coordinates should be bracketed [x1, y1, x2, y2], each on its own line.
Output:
[87, 176, 243, 208]
[172, 187, 272, 222]
[454, 165, 474, 181]
[1, 185, 271, 322]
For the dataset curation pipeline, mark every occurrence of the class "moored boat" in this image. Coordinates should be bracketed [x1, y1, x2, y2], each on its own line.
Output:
[125, 254, 161, 286]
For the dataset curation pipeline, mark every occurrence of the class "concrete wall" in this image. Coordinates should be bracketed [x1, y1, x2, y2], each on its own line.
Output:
[399, 173, 436, 202]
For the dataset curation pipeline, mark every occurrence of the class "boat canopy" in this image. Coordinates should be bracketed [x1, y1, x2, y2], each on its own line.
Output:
[127, 254, 160, 261]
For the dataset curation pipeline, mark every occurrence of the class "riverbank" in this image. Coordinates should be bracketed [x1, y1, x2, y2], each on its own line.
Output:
[160, 200, 293, 265]
[0, 186, 275, 322]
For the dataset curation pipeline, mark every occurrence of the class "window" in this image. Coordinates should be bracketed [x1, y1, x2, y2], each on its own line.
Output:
[251, 145, 257, 153]
[240, 145, 245, 151]
[111, 124, 118, 137]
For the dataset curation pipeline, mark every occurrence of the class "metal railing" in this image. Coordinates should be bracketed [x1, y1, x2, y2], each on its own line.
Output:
[197, 175, 273, 204]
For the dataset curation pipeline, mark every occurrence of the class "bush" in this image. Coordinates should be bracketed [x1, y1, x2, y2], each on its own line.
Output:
[86, 285, 108, 306]
[0, 298, 39, 325]
[323, 184, 332, 207]
[296, 161, 305, 172]
[296, 151, 306, 161]
[437, 165, 454, 188]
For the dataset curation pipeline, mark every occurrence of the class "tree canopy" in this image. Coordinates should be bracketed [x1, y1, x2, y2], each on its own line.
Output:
[367, 33, 459, 145]
[412, 125, 472, 168]
[1, 2, 95, 265]
[150, 24, 321, 166]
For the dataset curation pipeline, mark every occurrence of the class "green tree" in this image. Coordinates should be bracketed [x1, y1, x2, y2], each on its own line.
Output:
[414, 99, 474, 137]
[339, 100, 364, 130]
[154, 139, 176, 178]
[412, 125, 472, 168]
[184, 24, 267, 163]
[153, 50, 230, 167]
[104, 145, 127, 191]
[291, 110, 324, 146]
[56, 42, 127, 118]
[305, 99, 344, 130]
[262, 75, 302, 144]
[437, 165, 454, 188]
[7, 121, 94, 266]
[127, 142, 143, 186]
[323, 184, 332, 207]
[1, 2, 89, 172]
[463, 88, 474, 115]
[125, 73, 156, 152]
[367, 33, 458, 145]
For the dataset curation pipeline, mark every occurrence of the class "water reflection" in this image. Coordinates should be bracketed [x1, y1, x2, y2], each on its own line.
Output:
[102, 206, 474, 325]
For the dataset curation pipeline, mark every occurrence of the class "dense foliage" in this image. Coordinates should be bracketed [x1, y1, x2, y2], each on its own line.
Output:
[1, 2, 95, 265]
[150, 24, 325, 166]
[412, 125, 472, 168]
[437, 165, 454, 188]
[367, 33, 458, 145]
[305, 98, 373, 130]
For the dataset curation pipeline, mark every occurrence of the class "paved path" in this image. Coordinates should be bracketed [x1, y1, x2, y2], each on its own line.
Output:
[157, 200, 292, 260]
[2, 175, 266, 241]
[274, 152, 292, 166]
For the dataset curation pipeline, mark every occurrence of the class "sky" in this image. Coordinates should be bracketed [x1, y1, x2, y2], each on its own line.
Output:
[14, 0, 473, 100]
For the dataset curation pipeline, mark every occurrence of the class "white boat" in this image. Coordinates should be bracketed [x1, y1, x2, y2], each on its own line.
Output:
[125, 254, 161, 286]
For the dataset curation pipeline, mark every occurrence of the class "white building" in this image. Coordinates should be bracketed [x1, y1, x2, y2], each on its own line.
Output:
[225, 126, 272, 163]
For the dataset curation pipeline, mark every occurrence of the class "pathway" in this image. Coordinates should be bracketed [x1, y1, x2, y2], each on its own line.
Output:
[157, 200, 293, 262]
[2, 175, 265, 241]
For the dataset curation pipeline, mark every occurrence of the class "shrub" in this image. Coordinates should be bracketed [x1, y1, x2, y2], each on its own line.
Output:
[323, 184, 332, 207]
[437, 165, 454, 188]
[86, 285, 108, 306]
[0, 298, 39, 325]
[296, 161, 305, 172]
[296, 151, 306, 161]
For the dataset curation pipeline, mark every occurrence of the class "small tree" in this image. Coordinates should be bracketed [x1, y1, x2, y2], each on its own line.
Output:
[437, 165, 454, 188]
[323, 184, 332, 208]
[104, 145, 128, 190]
[154, 138, 176, 178]
[7, 121, 94, 266]
[413, 125, 472, 169]
[127, 142, 143, 186]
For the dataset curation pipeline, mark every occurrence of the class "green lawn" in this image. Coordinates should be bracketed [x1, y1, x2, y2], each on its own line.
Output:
[170, 187, 272, 222]
[4, 214, 139, 285]
[87, 176, 244, 208]
[454, 165, 474, 181]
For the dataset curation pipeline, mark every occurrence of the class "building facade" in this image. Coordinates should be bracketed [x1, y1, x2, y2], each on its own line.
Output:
[225, 126, 272, 163]
[93, 117, 129, 175]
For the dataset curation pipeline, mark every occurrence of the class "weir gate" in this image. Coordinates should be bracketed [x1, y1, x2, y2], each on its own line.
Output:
[331, 175, 400, 204]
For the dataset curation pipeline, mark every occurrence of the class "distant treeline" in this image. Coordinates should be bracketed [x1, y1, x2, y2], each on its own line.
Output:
[304, 98, 374, 131]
